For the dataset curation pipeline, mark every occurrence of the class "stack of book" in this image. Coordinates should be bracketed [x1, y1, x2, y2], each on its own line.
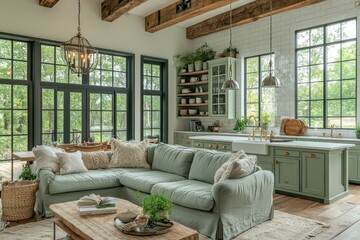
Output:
[77, 194, 118, 215]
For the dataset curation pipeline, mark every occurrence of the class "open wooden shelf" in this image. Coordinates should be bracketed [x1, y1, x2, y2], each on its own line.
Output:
[177, 103, 208, 107]
[178, 69, 208, 76]
[177, 81, 208, 86]
[177, 92, 208, 97]
[178, 115, 208, 118]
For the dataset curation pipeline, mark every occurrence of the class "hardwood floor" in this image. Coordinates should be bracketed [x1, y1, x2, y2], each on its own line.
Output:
[1, 159, 360, 239]
[274, 184, 360, 239]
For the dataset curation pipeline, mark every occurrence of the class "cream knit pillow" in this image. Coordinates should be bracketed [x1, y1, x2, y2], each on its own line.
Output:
[57, 151, 88, 175]
[33, 145, 65, 174]
[108, 139, 150, 169]
[82, 151, 109, 169]
[214, 150, 257, 183]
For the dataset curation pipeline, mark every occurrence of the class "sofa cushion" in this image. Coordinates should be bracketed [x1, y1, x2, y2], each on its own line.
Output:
[151, 180, 214, 211]
[189, 149, 232, 184]
[146, 144, 157, 166]
[119, 170, 185, 193]
[48, 168, 149, 194]
[152, 143, 195, 178]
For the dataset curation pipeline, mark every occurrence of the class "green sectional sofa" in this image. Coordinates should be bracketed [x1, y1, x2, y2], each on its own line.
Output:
[36, 143, 274, 240]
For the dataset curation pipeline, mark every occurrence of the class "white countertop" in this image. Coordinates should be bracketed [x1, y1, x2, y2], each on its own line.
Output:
[176, 130, 360, 142]
[189, 135, 355, 151]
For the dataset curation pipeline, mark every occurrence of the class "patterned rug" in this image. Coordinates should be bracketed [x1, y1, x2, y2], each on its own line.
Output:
[0, 210, 330, 239]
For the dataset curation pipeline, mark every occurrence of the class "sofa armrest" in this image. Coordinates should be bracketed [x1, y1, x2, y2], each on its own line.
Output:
[212, 170, 274, 239]
[38, 169, 56, 195]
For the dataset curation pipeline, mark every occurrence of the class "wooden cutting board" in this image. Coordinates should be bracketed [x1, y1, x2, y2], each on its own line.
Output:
[280, 118, 308, 136]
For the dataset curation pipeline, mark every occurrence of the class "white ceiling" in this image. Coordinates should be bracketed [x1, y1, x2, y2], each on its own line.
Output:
[99, 0, 255, 28]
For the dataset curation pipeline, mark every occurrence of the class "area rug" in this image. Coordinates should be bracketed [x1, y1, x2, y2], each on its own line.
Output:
[0, 210, 329, 240]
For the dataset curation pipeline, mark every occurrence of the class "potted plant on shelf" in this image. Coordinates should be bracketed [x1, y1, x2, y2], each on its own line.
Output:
[223, 47, 239, 58]
[194, 43, 216, 70]
[356, 124, 360, 139]
[234, 117, 248, 133]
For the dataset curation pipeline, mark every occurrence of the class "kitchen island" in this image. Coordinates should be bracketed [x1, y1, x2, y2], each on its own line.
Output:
[189, 135, 354, 204]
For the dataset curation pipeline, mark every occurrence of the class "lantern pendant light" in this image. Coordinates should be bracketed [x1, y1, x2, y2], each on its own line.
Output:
[261, 0, 280, 88]
[221, 3, 240, 91]
[61, 0, 98, 76]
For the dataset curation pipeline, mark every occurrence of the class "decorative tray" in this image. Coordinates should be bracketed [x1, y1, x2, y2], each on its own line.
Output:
[114, 217, 173, 236]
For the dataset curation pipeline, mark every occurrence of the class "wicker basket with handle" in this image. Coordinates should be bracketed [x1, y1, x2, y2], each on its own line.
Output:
[1, 180, 39, 221]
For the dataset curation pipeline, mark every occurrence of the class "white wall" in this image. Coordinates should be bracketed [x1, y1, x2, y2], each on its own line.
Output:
[189, 0, 360, 138]
[0, 0, 191, 143]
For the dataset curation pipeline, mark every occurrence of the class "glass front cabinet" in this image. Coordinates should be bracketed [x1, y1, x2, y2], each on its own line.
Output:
[208, 58, 236, 119]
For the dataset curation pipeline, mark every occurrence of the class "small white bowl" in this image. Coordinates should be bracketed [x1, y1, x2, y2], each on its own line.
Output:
[188, 109, 197, 115]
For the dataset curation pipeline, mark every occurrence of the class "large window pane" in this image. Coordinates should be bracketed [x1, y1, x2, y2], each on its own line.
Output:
[296, 19, 356, 128]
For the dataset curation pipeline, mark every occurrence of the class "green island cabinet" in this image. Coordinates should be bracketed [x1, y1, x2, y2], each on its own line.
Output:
[208, 58, 236, 119]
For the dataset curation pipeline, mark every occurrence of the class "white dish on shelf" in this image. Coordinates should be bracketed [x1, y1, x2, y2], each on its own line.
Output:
[188, 109, 197, 115]
[190, 77, 199, 82]
[189, 99, 196, 104]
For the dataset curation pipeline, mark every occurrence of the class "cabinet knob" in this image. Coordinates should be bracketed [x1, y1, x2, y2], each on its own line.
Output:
[222, 145, 227, 149]
[284, 180, 289, 184]
[308, 153, 317, 158]
[196, 143, 201, 146]
[275, 160, 280, 165]
[209, 144, 213, 148]
[283, 151, 289, 156]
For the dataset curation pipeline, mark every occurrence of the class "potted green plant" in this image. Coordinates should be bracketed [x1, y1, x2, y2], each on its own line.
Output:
[142, 194, 173, 224]
[18, 164, 37, 180]
[223, 47, 239, 58]
[355, 124, 360, 139]
[234, 117, 248, 133]
[261, 113, 271, 130]
[182, 52, 195, 72]
[194, 43, 216, 70]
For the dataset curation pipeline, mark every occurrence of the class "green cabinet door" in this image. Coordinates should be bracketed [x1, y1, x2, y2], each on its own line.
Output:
[275, 157, 300, 192]
[349, 155, 358, 181]
[301, 152, 325, 197]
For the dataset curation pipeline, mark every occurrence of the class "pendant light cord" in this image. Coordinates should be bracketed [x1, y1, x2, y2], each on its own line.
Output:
[77, 0, 81, 35]
[269, 0, 273, 74]
[229, 4, 233, 49]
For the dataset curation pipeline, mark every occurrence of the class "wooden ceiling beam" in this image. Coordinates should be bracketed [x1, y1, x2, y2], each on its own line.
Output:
[39, 0, 59, 8]
[102, 0, 147, 22]
[145, 0, 239, 33]
[186, 0, 325, 39]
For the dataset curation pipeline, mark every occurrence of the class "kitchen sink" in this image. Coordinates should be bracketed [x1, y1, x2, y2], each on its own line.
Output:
[232, 139, 269, 155]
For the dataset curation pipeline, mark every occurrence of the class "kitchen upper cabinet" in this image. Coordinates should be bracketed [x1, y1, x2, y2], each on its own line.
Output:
[208, 58, 236, 119]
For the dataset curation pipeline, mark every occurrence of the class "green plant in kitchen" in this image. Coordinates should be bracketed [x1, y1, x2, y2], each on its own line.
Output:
[223, 46, 239, 57]
[195, 43, 216, 62]
[18, 164, 36, 181]
[234, 117, 248, 132]
[142, 194, 173, 223]
[261, 112, 271, 124]
[355, 124, 360, 139]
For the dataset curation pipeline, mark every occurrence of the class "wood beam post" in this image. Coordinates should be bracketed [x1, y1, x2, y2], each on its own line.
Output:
[186, 0, 325, 39]
[145, 0, 239, 33]
[39, 0, 59, 8]
[102, 0, 147, 22]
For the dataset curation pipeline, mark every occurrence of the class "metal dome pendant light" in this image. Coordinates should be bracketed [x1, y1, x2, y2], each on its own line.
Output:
[261, 0, 280, 88]
[61, 0, 98, 76]
[221, 3, 239, 91]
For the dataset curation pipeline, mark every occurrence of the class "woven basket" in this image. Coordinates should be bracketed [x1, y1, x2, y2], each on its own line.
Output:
[1, 180, 39, 221]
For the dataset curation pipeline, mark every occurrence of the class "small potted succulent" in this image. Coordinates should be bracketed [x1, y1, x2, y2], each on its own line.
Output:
[234, 117, 248, 133]
[261, 113, 271, 130]
[223, 47, 239, 58]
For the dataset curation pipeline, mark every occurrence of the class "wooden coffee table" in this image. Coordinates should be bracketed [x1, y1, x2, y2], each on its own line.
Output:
[50, 199, 199, 240]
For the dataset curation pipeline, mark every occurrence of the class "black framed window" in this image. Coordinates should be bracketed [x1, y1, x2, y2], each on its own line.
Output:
[0, 38, 31, 161]
[141, 56, 168, 143]
[40, 43, 133, 144]
[296, 19, 357, 129]
[245, 53, 275, 125]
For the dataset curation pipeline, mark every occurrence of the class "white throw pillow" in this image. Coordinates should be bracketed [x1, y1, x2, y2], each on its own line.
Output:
[108, 139, 150, 169]
[214, 150, 257, 183]
[57, 151, 88, 175]
[33, 145, 65, 174]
